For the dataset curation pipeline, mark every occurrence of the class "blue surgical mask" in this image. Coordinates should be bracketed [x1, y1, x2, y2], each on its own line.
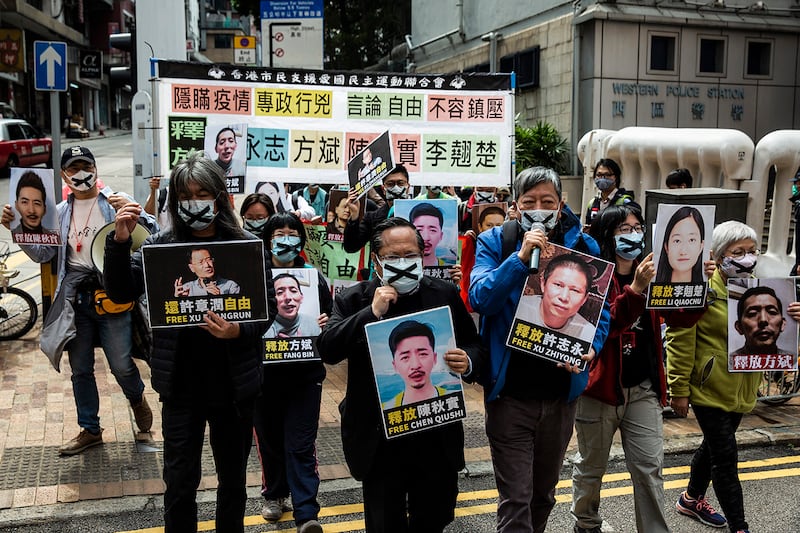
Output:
[594, 178, 614, 191]
[271, 235, 302, 264]
[720, 254, 757, 278]
[378, 256, 423, 295]
[614, 232, 644, 260]
[178, 199, 217, 231]
[244, 218, 268, 235]
[519, 209, 558, 232]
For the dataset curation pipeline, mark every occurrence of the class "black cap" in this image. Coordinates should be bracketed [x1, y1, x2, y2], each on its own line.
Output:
[60, 146, 96, 169]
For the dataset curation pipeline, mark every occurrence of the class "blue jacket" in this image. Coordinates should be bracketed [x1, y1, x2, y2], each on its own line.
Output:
[469, 204, 610, 402]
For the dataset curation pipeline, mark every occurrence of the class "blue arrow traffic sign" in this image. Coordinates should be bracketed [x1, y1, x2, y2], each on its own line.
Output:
[34, 41, 67, 92]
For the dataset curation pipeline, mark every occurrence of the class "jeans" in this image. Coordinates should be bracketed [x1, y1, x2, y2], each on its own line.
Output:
[486, 395, 577, 533]
[687, 404, 747, 532]
[66, 290, 144, 433]
[571, 381, 668, 533]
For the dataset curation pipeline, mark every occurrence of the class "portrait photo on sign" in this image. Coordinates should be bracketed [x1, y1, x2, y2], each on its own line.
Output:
[652, 204, 714, 285]
[141, 240, 268, 328]
[471, 202, 508, 236]
[507, 244, 614, 371]
[264, 268, 322, 339]
[726, 278, 799, 372]
[365, 306, 466, 439]
[394, 198, 459, 267]
[347, 130, 393, 198]
[204, 121, 248, 192]
[8, 168, 61, 245]
[326, 189, 363, 242]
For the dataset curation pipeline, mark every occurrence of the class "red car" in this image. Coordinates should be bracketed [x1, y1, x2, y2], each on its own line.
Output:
[0, 118, 52, 178]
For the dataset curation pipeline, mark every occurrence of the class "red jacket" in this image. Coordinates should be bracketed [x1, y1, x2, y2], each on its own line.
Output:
[584, 272, 703, 407]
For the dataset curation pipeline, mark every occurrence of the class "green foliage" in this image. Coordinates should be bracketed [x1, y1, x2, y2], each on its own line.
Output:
[515, 120, 570, 175]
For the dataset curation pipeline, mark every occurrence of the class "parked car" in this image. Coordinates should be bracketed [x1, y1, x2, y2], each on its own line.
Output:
[0, 119, 52, 178]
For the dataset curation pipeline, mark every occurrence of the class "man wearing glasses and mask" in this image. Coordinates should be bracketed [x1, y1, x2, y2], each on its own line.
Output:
[318, 217, 485, 532]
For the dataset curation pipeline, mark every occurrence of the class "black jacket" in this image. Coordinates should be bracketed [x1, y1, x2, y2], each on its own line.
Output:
[317, 276, 486, 480]
[342, 202, 389, 253]
[103, 230, 271, 405]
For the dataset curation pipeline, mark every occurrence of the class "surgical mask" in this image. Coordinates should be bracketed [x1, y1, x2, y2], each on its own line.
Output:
[475, 191, 495, 203]
[614, 232, 645, 260]
[719, 254, 758, 278]
[244, 218, 268, 235]
[519, 209, 558, 232]
[271, 235, 302, 264]
[67, 170, 96, 191]
[428, 186, 442, 195]
[178, 199, 217, 230]
[594, 178, 614, 191]
[385, 185, 409, 200]
[378, 256, 423, 295]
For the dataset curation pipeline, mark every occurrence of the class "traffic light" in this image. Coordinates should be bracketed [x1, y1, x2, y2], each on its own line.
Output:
[109, 29, 136, 93]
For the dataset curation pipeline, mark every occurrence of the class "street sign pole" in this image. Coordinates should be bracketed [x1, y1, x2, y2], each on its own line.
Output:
[50, 93, 61, 194]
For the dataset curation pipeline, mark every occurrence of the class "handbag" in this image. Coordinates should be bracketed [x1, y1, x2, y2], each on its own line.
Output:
[93, 289, 134, 315]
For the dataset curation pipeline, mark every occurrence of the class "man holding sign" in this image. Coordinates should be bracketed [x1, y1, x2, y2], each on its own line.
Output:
[318, 217, 485, 532]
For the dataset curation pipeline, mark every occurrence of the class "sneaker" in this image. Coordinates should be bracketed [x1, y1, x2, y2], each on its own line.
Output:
[297, 519, 323, 533]
[676, 491, 727, 528]
[59, 429, 103, 456]
[262, 497, 291, 522]
[574, 525, 602, 533]
[131, 397, 153, 433]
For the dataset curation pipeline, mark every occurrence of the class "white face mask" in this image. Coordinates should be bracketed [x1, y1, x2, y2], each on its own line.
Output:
[178, 199, 217, 230]
[386, 185, 409, 200]
[67, 170, 97, 191]
[378, 256, 423, 294]
[475, 191, 496, 203]
[519, 209, 558, 232]
[720, 254, 758, 278]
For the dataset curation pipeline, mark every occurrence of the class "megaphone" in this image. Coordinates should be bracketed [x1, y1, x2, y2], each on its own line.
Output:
[91, 222, 150, 272]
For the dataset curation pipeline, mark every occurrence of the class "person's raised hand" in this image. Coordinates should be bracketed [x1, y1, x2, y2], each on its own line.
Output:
[200, 310, 240, 339]
[631, 252, 655, 294]
[318, 313, 329, 329]
[113, 202, 142, 243]
[558, 347, 595, 374]
[444, 349, 470, 375]
[371, 285, 397, 319]
[1, 204, 14, 230]
[517, 227, 547, 264]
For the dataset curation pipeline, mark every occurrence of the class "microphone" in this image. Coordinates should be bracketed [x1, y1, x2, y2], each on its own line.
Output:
[529, 221, 546, 274]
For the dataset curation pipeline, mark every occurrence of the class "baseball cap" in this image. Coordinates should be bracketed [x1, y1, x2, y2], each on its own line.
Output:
[61, 146, 96, 169]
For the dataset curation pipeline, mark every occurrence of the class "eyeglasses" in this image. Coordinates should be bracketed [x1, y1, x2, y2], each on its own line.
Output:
[725, 249, 759, 260]
[378, 253, 422, 262]
[193, 256, 214, 266]
[616, 223, 645, 234]
[595, 172, 615, 178]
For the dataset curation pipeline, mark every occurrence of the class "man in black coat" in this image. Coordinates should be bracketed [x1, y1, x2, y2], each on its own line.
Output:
[317, 217, 485, 533]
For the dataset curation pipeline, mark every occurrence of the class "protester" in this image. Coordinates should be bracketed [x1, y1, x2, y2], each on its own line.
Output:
[456, 185, 498, 233]
[571, 205, 670, 533]
[666, 168, 694, 189]
[254, 211, 330, 533]
[103, 152, 267, 532]
[1, 146, 157, 455]
[301, 184, 327, 218]
[144, 176, 171, 231]
[667, 220, 800, 533]
[239, 192, 275, 238]
[318, 217, 484, 532]
[584, 158, 636, 229]
[469, 166, 610, 533]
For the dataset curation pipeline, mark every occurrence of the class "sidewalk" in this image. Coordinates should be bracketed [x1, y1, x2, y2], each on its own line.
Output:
[60, 127, 130, 144]
[0, 322, 799, 519]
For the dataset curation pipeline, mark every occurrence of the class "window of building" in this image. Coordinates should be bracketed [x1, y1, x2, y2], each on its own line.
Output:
[214, 35, 233, 49]
[498, 47, 540, 88]
[648, 33, 677, 73]
[746, 39, 772, 77]
[698, 37, 726, 76]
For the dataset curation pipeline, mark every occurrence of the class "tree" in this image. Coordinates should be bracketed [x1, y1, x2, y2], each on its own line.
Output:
[515, 120, 570, 175]
[233, 0, 411, 70]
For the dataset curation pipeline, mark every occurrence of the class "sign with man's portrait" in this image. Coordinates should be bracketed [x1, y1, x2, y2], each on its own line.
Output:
[263, 268, 322, 363]
[326, 188, 363, 243]
[394, 198, 459, 280]
[347, 130, 393, 198]
[365, 306, 467, 440]
[204, 121, 248, 193]
[647, 203, 715, 309]
[141, 240, 268, 328]
[506, 244, 614, 371]
[471, 202, 508, 236]
[727, 278, 799, 372]
[8, 168, 61, 245]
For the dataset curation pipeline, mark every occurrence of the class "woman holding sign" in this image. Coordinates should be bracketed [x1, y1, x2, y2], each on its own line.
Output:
[667, 220, 800, 533]
[572, 205, 671, 533]
[254, 211, 332, 532]
[103, 152, 269, 533]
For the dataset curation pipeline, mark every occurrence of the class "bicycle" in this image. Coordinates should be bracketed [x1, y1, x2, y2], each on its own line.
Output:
[0, 243, 38, 340]
[757, 369, 800, 406]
